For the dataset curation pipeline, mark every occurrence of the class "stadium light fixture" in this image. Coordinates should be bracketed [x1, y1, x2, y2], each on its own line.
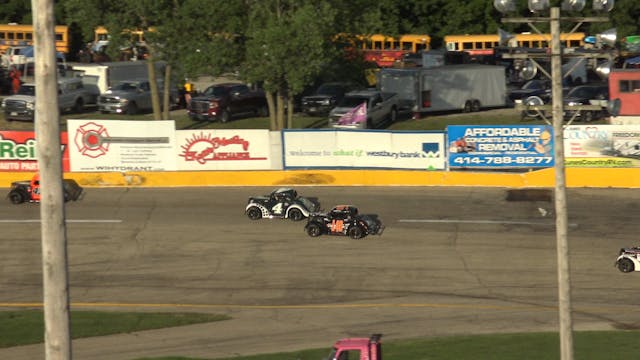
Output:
[593, 0, 614, 12]
[528, 0, 550, 13]
[561, 0, 586, 12]
[494, 0, 516, 13]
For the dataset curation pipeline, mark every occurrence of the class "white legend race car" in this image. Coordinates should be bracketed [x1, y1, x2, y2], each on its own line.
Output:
[615, 247, 640, 273]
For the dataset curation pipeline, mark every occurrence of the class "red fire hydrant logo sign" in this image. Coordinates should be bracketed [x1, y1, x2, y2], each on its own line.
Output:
[74, 122, 110, 158]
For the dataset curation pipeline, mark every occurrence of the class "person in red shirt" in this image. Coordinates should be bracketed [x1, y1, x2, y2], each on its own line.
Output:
[9, 67, 21, 94]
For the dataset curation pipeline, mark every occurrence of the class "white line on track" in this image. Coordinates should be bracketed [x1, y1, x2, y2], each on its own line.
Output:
[399, 219, 577, 227]
[0, 219, 122, 223]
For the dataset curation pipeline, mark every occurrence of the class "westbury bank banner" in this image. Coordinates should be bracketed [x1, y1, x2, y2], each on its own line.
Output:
[282, 129, 446, 170]
[175, 129, 272, 170]
[67, 120, 177, 172]
[564, 124, 640, 168]
[0, 131, 71, 172]
[447, 125, 554, 169]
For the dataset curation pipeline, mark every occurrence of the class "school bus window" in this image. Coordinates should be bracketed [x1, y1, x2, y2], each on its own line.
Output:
[463, 42, 473, 50]
[569, 39, 580, 47]
[416, 43, 427, 51]
[26, 33, 32, 41]
[55, 33, 63, 41]
[373, 41, 382, 50]
[392, 41, 400, 49]
[484, 41, 494, 48]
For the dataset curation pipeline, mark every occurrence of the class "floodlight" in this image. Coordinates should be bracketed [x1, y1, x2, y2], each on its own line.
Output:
[596, 28, 617, 48]
[528, 0, 549, 13]
[593, 0, 614, 12]
[561, 0, 585, 12]
[494, 0, 516, 13]
[498, 28, 515, 46]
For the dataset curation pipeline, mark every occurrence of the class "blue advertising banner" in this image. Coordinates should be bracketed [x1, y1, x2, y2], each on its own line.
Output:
[447, 125, 555, 169]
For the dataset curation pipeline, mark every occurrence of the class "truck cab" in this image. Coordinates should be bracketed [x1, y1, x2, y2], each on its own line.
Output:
[327, 334, 382, 360]
[1, 77, 98, 121]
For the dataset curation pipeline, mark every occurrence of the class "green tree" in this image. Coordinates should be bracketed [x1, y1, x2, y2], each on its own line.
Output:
[243, 0, 337, 130]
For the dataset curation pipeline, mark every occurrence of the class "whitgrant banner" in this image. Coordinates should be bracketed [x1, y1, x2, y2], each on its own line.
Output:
[564, 124, 640, 167]
[175, 129, 272, 170]
[282, 129, 446, 170]
[67, 119, 177, 172]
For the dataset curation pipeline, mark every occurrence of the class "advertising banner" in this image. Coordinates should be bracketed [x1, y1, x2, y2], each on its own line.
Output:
[564, 124, 640, 167]
[447, 125, 555, 169]
[0, 131, 70, 172]
[282, 129, 445, 170]
[67, 120, 177, 172]
[175, 129, 272, 170]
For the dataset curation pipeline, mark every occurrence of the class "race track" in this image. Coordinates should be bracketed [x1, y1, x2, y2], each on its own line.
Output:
[1, 186, 639, 359]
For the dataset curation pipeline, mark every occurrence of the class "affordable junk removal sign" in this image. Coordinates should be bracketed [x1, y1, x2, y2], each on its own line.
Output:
[447, 125, 555, 169]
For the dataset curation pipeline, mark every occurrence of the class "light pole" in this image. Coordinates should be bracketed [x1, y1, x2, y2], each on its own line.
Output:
[494, 1, 614, 359]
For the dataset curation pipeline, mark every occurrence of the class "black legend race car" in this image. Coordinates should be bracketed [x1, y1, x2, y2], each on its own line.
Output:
[245, 188, 320, 221]
[304, 205, 384, 239]
[7, 174, 84, 204]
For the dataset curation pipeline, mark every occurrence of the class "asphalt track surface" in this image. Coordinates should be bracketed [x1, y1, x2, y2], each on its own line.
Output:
[1, 186, 639, 359]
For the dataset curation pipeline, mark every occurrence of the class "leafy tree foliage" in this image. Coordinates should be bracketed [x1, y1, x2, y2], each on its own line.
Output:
[5, 0, 639, 128]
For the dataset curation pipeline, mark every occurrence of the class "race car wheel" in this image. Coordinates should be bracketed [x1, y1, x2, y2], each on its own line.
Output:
[288, 208, 304, 221]
[246, 206, 262, 220]
[306, 223, 322, 237]
[348, 225, 364, 239]
[617, 258, 635, 273]
[8, 190, 25, 204]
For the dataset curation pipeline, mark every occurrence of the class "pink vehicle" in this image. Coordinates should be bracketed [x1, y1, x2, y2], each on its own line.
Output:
[327, 334, 383, 360]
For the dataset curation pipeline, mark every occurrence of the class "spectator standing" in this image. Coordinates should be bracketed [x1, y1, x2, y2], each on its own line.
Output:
[9, 67, 21, 94]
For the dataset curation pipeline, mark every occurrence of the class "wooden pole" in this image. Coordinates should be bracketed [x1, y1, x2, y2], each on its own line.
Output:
[32, 0, 72, 359]
[550, 6, 574, 360]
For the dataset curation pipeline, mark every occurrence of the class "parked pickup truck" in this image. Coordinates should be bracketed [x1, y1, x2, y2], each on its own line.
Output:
[98, 78, 177, 115]
[328, 89, 399, 129]
[2, 77, 99, 121]
[187, 83, 268, 122]
[1, 46, 28, 68]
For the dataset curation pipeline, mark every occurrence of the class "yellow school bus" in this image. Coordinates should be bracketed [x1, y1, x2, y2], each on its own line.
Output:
[0, 23, 69, 53]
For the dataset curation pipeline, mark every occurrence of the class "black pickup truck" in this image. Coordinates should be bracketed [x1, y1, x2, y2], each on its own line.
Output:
[187, 83, 268, 122]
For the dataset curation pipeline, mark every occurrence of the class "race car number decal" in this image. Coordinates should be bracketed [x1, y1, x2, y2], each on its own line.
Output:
[331, 220, 344, 232]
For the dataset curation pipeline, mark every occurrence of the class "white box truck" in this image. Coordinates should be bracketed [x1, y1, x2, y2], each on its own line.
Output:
[378, 64, 507, 118]
[69, 61, 163, 94]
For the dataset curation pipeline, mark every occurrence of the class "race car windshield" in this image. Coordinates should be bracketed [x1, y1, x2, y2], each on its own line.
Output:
[298, 197, 316, 211]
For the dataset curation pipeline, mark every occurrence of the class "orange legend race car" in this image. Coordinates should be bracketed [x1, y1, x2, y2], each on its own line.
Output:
[7, 173, 84, 204]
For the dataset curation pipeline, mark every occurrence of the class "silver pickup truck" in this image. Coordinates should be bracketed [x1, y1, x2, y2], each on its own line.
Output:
[328, 89, 399, 129]
[2, 77, 98, 121]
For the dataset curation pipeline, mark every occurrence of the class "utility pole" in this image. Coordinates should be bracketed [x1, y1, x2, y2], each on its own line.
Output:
[549, 7, 573, 359]
[32, 0, 72, 359]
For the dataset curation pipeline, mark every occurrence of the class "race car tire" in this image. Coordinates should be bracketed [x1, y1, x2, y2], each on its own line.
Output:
[246, 206, 262, 220]
[306, 223, 322, 237]
[8, 190, 25, 204]
[617, 258, 635, 273]
[348, 226, 364, 239]
[288, 208, 304, 221]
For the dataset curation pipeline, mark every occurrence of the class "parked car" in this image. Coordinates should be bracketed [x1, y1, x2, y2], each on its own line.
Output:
[508, 79, 551, 104]
[245, 188, 320, 221]
[188, 83, 268, 122]
[304, 205, 384, 239]
[98, 79, 177, 115]
[301, 82, 359, 116]
[563, 84, 609, 122]
[2, 77, 99, 121]
[328, 89, 399, 129]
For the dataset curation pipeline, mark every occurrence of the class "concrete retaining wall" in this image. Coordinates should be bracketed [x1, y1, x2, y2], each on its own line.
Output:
[2, 168, 639, 188]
